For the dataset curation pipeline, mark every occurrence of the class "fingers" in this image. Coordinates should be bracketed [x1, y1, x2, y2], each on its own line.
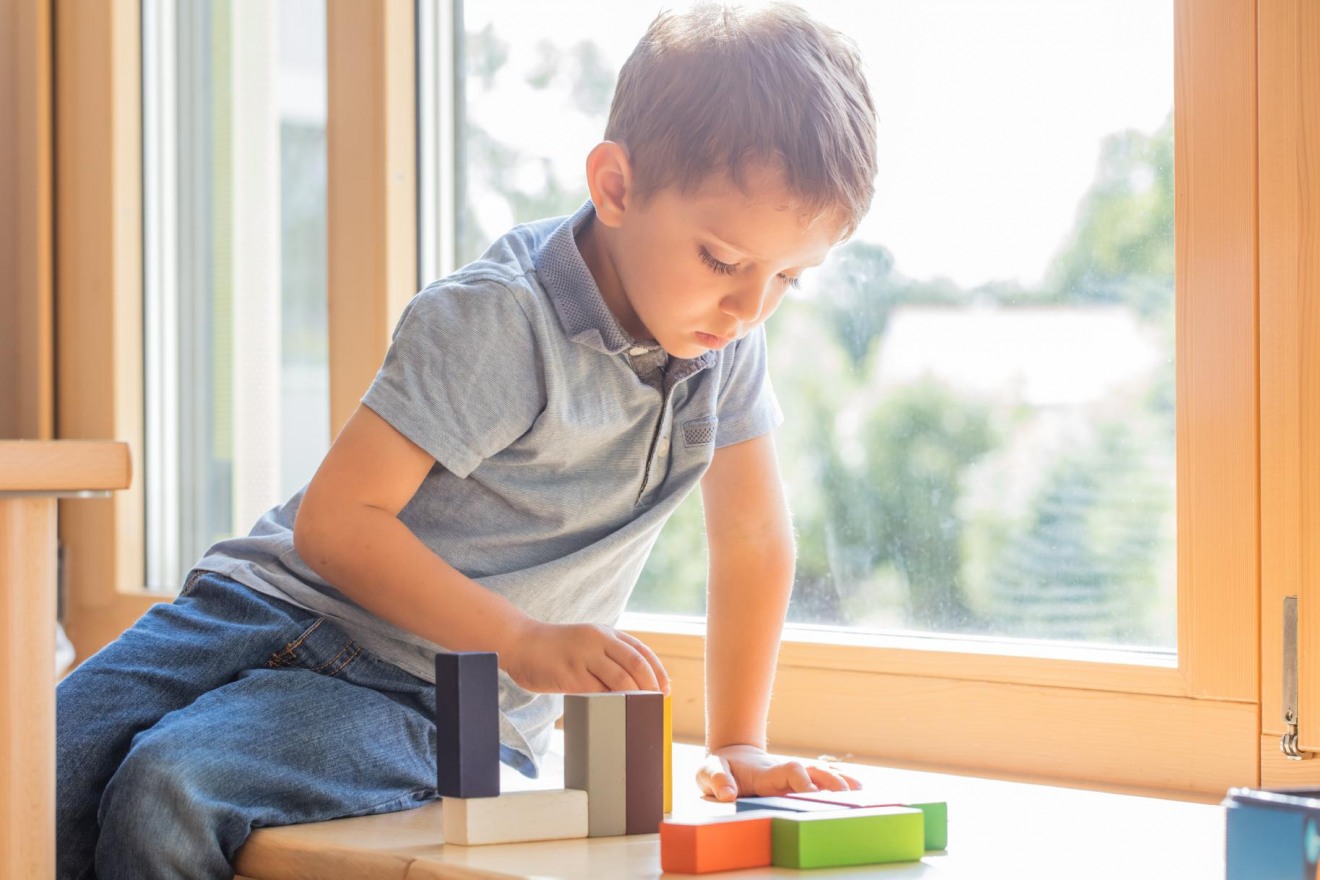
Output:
[616, 631, 670, 694]
[603, 636, 655, 691]
[696, 754, 739, 802]
[698, 746, 867, 803]
[778, 761, 818, 793]
[760, 760, 858, 796]
[806, 763, 857, 792]
[596, 628, 671, 694]
[588, 651, 642, 692]
[524, 624, 670, 695]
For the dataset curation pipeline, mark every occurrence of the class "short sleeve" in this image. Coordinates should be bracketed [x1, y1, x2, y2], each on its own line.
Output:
[711, 325, 784, 448]
[362, 280, 545, 478]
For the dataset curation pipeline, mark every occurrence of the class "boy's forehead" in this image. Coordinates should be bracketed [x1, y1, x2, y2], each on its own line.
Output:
[676, 181, 844, 266]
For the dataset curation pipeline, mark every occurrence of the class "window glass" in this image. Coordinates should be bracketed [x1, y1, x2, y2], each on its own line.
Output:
[448, 0, 1176, 649]
[143, 0, 329, 590]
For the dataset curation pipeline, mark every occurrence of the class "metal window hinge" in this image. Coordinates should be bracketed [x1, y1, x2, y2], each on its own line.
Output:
[1283, 596, 1314, 760]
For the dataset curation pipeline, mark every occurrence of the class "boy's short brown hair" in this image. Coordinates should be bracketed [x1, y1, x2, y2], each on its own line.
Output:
[605, 2, 878, 237]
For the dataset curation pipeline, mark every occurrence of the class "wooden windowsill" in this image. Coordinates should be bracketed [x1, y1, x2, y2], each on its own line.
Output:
[234, 736, 1225, 880]
[621, 613, 1183, 695]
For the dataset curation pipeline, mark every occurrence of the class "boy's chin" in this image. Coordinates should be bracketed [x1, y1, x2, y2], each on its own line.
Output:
[665, 338, 713, 359]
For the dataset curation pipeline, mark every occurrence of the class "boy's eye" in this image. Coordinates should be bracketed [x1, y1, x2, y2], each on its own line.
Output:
[700, 246, 802, 289]
[699, 247, 738, 276]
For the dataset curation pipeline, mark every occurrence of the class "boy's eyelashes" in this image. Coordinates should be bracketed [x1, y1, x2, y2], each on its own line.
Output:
[698, 246, 803, 289]
[698, 246, 738, 276]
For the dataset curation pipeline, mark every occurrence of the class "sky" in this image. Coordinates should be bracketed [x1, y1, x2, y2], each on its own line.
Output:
[265, 0, 1175, 288]
[462, 0, 1174, 290]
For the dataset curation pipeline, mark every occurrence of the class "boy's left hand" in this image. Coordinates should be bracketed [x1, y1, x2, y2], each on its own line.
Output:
[696, 744, 863, 803]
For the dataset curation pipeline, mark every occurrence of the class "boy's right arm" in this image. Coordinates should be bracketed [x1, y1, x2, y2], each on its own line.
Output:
[292, 403, 668, 696]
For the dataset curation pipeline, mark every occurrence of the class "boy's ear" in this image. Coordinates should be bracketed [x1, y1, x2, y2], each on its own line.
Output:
[585, 141, 632, 228]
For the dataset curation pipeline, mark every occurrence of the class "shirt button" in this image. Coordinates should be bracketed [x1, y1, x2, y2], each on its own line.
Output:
[628, 346, 649, 356]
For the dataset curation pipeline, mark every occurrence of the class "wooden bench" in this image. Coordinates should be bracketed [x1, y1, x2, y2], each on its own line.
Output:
[234, 737, 1226, 879]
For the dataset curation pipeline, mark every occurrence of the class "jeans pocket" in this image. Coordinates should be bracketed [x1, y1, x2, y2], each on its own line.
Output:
[266, 617, 363, 678]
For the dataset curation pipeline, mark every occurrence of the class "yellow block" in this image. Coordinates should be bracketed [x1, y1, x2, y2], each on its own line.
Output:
[664, 693, 673, 813]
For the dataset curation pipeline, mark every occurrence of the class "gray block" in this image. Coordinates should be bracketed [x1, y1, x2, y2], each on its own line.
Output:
[564, 693, 628, 837]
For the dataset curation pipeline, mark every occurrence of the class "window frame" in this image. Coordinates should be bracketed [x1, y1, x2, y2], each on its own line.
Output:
[1258, 0, 1320, 786]
[54, 0, 419, 651]
[50, 0, 1302, 800]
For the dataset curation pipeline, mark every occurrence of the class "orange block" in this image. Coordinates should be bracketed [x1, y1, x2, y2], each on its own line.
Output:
[659, 813, 775, 874]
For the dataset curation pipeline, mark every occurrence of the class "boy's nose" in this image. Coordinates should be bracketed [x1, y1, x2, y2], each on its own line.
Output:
[721, 279, 771, 323]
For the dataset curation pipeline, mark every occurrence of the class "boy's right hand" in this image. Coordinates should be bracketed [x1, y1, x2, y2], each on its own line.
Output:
[501, 621, 670, 696]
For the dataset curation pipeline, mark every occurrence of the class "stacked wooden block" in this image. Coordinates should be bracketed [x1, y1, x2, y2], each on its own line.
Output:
[660, 788, 948, 873]
[436, 651, 946, 872]
[434, 652, 672, 846]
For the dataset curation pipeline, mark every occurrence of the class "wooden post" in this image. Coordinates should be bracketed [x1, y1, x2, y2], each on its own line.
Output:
[0, 441, 131, 880]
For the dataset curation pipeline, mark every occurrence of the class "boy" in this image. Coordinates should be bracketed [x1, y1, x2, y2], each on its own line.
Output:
[56, 3, 878, 878]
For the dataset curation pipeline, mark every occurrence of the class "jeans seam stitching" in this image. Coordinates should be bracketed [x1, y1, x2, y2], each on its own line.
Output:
[324, 644, 362, 677]
[308, 640, 356, 675]
[267, 618, 325, 668]
[180, 569, 206, 596]
[357, 788, 436, 817]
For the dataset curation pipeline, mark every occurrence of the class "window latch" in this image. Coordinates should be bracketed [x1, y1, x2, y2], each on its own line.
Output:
[1283, 596, 1314, 760]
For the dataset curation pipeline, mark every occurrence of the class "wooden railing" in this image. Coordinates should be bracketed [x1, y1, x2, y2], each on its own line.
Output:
[0, 440, 131, 879]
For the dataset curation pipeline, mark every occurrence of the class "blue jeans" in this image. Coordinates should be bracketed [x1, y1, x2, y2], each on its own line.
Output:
[56, 571, 440, 880]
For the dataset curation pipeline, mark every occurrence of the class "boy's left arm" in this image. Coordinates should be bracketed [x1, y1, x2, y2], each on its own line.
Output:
[697, 433, 861, 802]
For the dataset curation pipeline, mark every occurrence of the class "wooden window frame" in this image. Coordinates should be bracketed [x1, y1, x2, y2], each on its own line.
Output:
[0, 0, 55, 442]
[1259, 0, 1320, 787]
[44, 0, 1315, 800]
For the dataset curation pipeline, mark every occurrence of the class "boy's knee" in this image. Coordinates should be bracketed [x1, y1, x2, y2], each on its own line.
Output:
[96, 735, 238, 879]
[99, 733, 216, 832]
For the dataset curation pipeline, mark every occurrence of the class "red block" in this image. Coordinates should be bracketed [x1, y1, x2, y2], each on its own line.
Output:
[659, 813, 775, 874]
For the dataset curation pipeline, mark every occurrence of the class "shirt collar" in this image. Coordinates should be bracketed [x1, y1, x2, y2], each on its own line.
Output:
[534, 201, 636, 356]
[534, 200, 717, 374]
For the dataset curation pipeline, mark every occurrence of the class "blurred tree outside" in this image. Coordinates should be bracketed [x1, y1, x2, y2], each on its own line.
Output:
[845, 382, 996, 630]
[987, 415, 1172, 644]
[1046, 112, 1175, 322]
[458, 25, 616, 263]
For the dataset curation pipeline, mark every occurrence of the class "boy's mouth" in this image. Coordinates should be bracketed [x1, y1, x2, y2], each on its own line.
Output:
[695, 331, 734, 349]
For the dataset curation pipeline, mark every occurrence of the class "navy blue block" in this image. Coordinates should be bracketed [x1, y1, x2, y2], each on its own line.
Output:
[736, 795, 842, 813]
[435, 652, 500, 799]
[1225, 787, 1320, 880]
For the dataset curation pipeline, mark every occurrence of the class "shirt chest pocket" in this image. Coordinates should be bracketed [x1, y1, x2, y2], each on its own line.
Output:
[682, 416, 718, 448]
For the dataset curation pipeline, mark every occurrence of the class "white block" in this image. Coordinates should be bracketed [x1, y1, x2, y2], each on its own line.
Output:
[563, 693, 628, 837]
[441, 789, 589, 846]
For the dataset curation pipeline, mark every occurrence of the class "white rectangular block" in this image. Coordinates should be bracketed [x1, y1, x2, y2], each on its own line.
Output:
[441, 789, 589, 846]
[563, 692, 628, 837]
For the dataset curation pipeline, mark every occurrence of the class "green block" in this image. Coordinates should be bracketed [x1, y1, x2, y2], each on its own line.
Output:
[771, 806, 925, 869]
[908, 802, 947, 850]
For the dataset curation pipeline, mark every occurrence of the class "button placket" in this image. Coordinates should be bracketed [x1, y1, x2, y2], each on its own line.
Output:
[631, 349, 715, 506]
[637, 394, 675, 502]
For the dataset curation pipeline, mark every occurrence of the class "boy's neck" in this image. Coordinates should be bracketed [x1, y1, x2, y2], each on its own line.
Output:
[575, 213, 649, 343]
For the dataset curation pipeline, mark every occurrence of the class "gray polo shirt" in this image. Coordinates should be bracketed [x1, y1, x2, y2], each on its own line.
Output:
[196, 201, 782, 775]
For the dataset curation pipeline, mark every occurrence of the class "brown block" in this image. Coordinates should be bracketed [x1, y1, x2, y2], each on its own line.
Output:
[625, 691, 664, 835]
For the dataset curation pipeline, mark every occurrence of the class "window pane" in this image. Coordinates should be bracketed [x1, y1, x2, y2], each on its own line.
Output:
[143, 0, 329, 591]
[446, 0, 1175, 649]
